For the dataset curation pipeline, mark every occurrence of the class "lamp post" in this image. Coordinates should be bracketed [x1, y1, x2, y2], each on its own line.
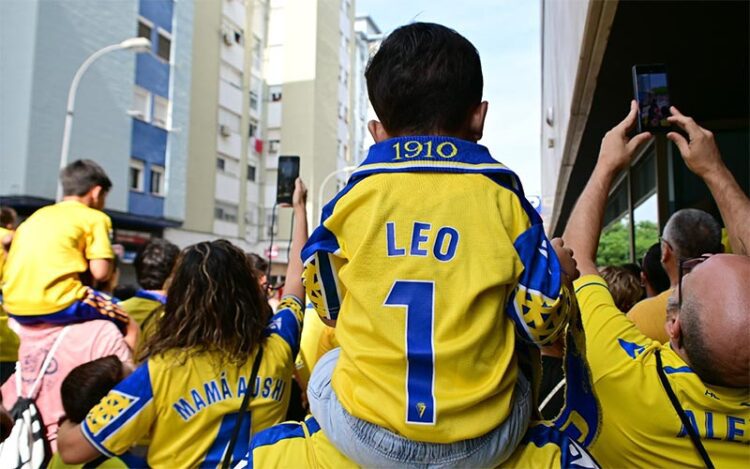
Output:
[317, 165, 357, 224]
[57, 37, 152, 201]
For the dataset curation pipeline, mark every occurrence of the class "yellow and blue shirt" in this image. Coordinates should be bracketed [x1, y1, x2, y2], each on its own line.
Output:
[576, 275, 750, 467]
[81, 296, 305, 468]
[0, 226, 13, 284]
[302, 136, 573, 443]
[118, 290, 166, 326]
[2, 201, 114, 316]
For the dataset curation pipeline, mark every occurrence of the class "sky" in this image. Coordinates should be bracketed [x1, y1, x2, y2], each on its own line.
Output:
[356, 0, 542, 195]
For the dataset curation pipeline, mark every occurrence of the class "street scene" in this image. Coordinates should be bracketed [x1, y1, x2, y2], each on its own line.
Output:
[0, 0, 749, 468]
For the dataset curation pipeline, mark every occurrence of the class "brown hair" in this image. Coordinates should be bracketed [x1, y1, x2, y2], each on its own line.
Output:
[61, 356, 124, 424]
[599, 265, 644, 312]
[138, 240, 270, 365]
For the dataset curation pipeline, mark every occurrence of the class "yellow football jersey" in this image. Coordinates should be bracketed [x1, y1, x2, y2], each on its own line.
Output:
[81, 296, 304, 468]
[302, 136, 572, 443]
[0, 226, 12, 284]
[2, 201, 113, 315]
[295, 304, 331, 388]
[575, 275, 750, 467]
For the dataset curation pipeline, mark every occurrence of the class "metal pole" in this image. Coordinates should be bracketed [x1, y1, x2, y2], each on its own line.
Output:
[317, 166, 357, 224]
[56, 43, 127, 201]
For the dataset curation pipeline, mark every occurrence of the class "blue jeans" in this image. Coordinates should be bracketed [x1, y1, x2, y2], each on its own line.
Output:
[308, 348, 532, 468]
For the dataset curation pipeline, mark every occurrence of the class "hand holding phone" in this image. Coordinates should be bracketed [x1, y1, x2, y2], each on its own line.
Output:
[632, 64, 671, 133]
[276, 156, 300, 206]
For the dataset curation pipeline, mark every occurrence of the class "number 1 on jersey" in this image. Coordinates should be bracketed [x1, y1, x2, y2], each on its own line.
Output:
[384, 280, 436, 425]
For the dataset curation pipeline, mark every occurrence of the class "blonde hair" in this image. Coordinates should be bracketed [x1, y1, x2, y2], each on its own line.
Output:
[599, 265, 644, 312]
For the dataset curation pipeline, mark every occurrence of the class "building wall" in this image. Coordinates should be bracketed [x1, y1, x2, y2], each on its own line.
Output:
[19, 1, 139, 211]
[0, 0, 39, 197]
[540, 0, 591, 226]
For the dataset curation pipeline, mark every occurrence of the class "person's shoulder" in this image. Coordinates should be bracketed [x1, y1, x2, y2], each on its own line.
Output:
[627, 288, 673, 319]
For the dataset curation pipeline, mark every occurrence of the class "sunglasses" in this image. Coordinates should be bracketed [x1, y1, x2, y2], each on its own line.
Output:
[678, 255, 711, 308]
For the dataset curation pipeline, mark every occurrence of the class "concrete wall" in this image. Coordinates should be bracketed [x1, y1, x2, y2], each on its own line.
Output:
[29, 1, 139, 211]
[182, 0, 221, 233]
[0, 0, 39, 196]
[163, 0, 194, 222]
[540, 0, 591, 225]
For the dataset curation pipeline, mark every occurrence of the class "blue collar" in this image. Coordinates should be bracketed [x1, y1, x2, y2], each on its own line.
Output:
[351, 136, 520, 187]
[134, 289, 167, 305]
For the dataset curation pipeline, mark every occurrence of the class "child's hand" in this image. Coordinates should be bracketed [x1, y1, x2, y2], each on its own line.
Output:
[292, 178, 307, 210]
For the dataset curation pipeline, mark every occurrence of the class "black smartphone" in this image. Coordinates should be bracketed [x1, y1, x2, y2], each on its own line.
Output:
[632, 64, 671, 133]
[276, 155, 300, 205]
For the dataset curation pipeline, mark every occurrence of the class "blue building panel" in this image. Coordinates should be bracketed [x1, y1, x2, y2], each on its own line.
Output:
[131, 119, 167, 165]
[129, 190, 165, 218]
[135, 53, 169, 98]
[139, 0, 174, 33]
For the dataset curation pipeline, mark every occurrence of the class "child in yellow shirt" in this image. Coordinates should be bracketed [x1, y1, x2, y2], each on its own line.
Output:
[1, 160, 133, 346]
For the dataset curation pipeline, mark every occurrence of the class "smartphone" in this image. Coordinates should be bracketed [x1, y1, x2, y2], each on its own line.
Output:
[632, 64, 671, 133]
[276, 155, 300, 205]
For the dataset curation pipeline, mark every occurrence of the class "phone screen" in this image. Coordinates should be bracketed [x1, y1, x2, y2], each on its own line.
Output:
[633, 65, 671, 132]
[276, 156, 300, 205]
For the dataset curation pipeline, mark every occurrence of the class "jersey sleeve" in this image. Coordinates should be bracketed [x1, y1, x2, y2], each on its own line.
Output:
[574, 274, 658, 382]
[85, 213, 114, 260]
[81, 362, 156, 457]
[264, 295, 304, 357]
[506, 221, 574, 346]
[302, 252, 347, 323]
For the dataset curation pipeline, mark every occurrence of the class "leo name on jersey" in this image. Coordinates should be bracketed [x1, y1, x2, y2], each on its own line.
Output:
[386, 221, 459, 262]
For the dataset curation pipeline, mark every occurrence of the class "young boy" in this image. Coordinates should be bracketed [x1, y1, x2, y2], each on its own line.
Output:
[302, 23, 577, 467]
[1, 160, 133, 342]
[119, 239, 179, 326]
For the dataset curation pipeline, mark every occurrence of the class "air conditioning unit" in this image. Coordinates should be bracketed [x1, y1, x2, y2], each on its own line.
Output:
[222, 26, 234, 46]
[219, 124, 231, 137]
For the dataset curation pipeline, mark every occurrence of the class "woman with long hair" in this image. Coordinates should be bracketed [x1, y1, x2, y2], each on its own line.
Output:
[58, 180, 309, 468]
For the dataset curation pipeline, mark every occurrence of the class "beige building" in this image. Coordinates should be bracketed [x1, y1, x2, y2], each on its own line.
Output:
[166, 0, 269, 253]
[166, 0, 380, 279]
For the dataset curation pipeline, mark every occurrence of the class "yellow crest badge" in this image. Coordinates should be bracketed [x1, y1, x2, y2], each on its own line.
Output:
[86, 391, 139, 436]
[416, 402, 427, 418]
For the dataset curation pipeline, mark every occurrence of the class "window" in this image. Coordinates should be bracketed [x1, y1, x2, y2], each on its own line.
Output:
[215, 203, 238, 223]
[252, 35, 262, 70]
[269, 139, 280, 153]
[271, 90, 282, 102]
[249, 90, 259, 111]
[152, 95, 169, 129]
[216, 157, 226, 171]
[132, 86, 151, 122]
[157, 29, 171, 61]
[248, 120, 258, 138]
[137, 17, 152, 42]
[129, 159, 144, 192]
[150, 165, 165, 195]
[234, 29, 244, 46]
[247, 164, 256, 182]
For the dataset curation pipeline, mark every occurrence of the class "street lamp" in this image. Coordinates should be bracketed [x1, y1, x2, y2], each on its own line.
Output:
[57, 37, 152, 201]
[317, 166, 357, 224]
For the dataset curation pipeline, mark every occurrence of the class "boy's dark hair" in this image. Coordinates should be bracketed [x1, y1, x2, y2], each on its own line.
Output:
[0, 206, 17, 228]
[641, 243, 670, 294]
[60, 159, 113, 196]
[135, 238, 180, 290]
[365, 22, 483, 135]
[61, 356, 124, 424]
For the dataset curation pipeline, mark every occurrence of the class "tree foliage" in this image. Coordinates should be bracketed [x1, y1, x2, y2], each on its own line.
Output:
[597, 220, 659, 266]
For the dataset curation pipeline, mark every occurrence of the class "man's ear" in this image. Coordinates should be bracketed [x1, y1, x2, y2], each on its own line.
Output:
[467, 101, 489, 142]
[666, 312, 682, 348]
[367, 120, 390, 143]
[90, 185, 103, 203]
[661, 241, 671, 264]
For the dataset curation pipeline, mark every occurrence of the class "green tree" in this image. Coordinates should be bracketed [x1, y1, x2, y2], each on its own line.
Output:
[596, 220, 659, 266]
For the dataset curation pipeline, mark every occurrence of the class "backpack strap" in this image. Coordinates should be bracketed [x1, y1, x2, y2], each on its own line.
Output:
[25, 326, 70, 399]
[655, 349, 714, 469]
[221, 346, 264, 469]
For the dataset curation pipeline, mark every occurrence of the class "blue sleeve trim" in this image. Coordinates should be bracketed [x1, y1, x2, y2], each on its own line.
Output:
[250, 422, 306, 450]
[317, 253, 341, 320]
[513, 224, 562, 299]
[81, 423, 118, 459]
[264, 308, 302, 356]
[84, 363, 154, 444]
[664, 366, 693, 375]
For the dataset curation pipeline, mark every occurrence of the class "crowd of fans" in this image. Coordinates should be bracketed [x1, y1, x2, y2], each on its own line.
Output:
[1, 21, 748, 469]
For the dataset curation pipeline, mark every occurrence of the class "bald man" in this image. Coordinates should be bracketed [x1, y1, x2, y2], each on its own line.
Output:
[562, 102, 749, 467]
